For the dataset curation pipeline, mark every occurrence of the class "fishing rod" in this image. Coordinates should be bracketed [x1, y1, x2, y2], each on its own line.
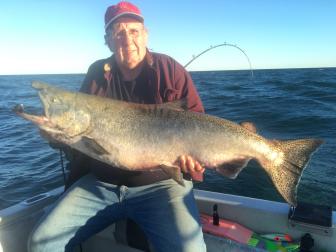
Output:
[184, 43, 254, 79]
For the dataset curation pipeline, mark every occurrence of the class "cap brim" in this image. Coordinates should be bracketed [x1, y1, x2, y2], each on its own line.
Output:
[105, 12, 144, 30]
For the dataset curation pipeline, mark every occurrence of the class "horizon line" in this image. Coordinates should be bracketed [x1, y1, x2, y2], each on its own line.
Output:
[1, 66, 335, 76]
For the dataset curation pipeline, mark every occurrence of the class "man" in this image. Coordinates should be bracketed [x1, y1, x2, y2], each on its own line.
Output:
[28, 2, 206, 252]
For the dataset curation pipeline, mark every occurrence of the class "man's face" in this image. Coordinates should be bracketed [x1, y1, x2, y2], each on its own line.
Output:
[106, 17, 148, 70]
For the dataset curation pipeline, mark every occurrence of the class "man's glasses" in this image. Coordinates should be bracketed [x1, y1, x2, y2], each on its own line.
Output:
[106, 27, 144, 41]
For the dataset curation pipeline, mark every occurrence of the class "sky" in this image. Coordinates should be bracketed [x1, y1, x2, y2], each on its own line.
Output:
[0, 0, 335, 75]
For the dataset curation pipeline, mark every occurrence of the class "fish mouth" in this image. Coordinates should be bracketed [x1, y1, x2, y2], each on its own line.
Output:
[13, 103, 51, 127]
[13, 103, 65, 137]
[13, 104, 66, 142]
[13, 81, 60, 132]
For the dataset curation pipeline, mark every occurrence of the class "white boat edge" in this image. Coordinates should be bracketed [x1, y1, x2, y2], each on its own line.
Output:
[0, 187, 335, 251]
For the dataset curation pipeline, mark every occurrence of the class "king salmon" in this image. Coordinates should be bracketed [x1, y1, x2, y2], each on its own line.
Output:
[14, 81, 323, 206]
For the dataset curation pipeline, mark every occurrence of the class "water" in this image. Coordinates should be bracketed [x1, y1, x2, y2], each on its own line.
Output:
[0, 68, 335, 210]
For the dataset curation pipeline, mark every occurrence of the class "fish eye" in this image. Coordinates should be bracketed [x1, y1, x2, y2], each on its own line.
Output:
[51, 97, 58, 103]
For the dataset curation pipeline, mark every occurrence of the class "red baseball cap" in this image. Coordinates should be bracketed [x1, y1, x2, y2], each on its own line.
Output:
[104, 1, 144, 31]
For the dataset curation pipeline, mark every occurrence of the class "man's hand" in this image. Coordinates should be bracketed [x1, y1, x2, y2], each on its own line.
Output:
[178, 155, 205, 181]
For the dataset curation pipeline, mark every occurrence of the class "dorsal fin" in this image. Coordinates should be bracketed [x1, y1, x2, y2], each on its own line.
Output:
[128, 98, 188, 111]
[156, 98, 188, 111]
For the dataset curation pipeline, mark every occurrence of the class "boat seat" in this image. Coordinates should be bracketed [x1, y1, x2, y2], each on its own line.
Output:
[114, 219, 151, 252]
[79, 218, 152, 252]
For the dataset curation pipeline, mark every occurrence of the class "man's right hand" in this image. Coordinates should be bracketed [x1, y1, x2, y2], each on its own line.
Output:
[178, 155, 205, 182]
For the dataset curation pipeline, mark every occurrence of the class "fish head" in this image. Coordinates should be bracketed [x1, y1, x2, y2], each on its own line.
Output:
[32, 81, 91, 138]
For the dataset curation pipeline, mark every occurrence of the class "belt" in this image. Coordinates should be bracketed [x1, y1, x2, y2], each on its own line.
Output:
[94, 169, 192, 187]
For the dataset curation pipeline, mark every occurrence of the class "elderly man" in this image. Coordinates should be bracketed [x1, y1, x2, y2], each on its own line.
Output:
[28, 2, 206, 252]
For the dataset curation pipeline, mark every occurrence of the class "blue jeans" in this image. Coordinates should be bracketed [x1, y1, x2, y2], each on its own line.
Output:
[28, 174, 206, 252]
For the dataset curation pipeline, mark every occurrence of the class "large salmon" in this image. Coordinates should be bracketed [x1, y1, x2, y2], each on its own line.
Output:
[15, 81, 323, 205]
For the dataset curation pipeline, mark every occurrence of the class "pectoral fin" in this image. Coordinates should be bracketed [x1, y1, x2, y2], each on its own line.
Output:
[160, 164, 185, 186]
[81, 136, 110, 155]
[216, 156, 251, 179]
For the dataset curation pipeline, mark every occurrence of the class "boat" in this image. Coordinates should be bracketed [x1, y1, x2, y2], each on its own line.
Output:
[0, 187, 335, 251]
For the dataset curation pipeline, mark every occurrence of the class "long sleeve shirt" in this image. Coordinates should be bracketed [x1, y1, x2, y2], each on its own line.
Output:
[65, 51, 204, 188]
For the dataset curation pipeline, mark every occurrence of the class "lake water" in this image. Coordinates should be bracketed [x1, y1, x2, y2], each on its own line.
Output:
[0, 68, 335, 209]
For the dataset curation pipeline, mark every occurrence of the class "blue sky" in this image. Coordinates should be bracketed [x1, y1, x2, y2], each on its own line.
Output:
[1, 0, 335, 74]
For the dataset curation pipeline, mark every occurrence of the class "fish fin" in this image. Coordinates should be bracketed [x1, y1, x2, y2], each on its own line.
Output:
[81, 136, 110, 155]
[260, 138, 323, 206]
[133, 98, 188, 111]
[159, 164, 185, 186]
[157, 98, 188, 111]
[240, 121, 257, 133]
[216, 156, 251, 179]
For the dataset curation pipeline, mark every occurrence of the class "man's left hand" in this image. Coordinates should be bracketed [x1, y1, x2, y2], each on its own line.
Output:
[178, 155, 205, 181]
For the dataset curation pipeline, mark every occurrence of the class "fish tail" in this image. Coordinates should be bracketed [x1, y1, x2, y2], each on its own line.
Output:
[260, 138, 323, 206]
